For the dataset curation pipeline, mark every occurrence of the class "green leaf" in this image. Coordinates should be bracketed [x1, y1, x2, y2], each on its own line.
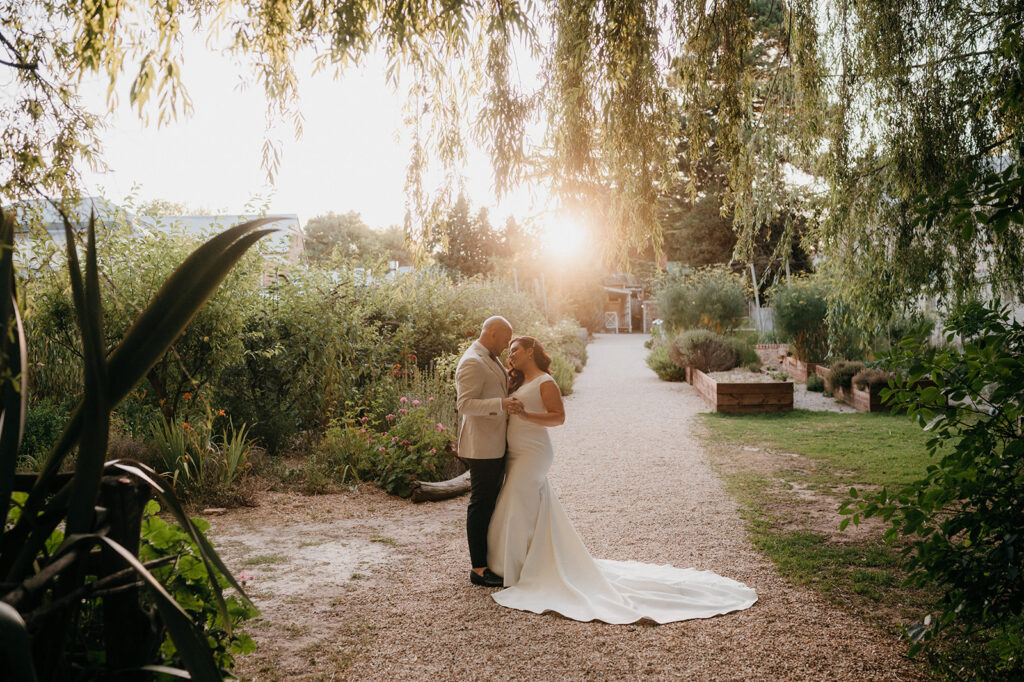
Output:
[92, 535, 223, 681]
[109, 460, 256, 633]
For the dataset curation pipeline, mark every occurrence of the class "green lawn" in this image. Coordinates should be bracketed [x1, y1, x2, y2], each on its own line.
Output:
[697, 409, 938, 653]
[701, 409, 932, 487]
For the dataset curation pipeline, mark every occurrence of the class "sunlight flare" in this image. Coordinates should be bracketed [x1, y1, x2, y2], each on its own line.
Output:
[540, 215, 588, 259]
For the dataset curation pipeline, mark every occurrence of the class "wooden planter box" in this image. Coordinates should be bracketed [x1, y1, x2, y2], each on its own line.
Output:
[833, 384, 885, 412]
[690, 369, 794, 414]
[782, 356, 822, 383]
[816, 365, 893, 413]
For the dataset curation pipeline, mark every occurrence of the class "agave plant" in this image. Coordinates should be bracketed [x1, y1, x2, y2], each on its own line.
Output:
[0, 205, 276, 680]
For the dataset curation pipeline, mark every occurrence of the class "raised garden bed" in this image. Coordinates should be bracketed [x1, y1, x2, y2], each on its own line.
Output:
[832, 384, 884, 412]
[690, 368, 793, 414]
[814, 365, 882, 412]
[782, 356, 821, 383]
[815, 365, 923, 413]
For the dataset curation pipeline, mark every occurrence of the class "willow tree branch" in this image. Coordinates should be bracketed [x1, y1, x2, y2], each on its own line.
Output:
[0, 29, 36, 70]
[0, 57, 37, 70]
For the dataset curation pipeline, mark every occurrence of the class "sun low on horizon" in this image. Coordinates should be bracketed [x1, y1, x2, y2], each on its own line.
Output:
[539, 214, 591, 261]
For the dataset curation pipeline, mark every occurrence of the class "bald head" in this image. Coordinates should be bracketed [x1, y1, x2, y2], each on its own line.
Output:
[479, 316, 513, 356]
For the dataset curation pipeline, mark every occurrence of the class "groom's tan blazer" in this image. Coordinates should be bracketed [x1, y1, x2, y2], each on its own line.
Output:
[455, 340, 509, 460]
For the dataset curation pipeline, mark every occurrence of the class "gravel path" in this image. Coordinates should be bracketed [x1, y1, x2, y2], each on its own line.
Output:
[212, 334, 922, 680]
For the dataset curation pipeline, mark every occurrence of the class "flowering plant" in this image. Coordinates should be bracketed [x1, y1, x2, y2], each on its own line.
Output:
[315, 402, 454, 497]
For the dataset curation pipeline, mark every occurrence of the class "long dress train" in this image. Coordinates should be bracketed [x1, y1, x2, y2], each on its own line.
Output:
[486, 375, 757, 624]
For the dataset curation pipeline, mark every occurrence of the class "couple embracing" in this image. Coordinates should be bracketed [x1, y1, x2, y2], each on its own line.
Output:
[455, 316, 758, 624]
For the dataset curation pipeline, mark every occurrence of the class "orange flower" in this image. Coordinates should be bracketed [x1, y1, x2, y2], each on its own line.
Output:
[217, 409, 226, 417]
[182, 422, 191, 430]
[183, 392, 192, 400]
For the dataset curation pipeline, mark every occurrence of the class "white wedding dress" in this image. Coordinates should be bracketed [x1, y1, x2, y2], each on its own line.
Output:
[486, 374, 757, 624]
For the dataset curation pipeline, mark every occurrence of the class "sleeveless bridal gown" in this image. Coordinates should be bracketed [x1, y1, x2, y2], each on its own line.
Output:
[486, 374, 757, 624]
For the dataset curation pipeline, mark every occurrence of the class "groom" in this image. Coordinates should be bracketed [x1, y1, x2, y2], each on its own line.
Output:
[456, 316, 522, 587]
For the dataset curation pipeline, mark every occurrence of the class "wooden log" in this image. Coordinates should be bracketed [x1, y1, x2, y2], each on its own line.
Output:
[410, 470, 471, 503]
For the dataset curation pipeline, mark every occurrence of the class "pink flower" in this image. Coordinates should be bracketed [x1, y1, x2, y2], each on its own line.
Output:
[402, 439, 411, 445]
[428, 448, 437, 455]
[399, 396, 408, 404]
[360, 416, 369, 424]
[435, 423, 445, 432]
[412, 399, 420, 406]
[239, 571, 255, 585]
[378, 446, 386, 452]
[386, 414, 395, 421]
[359, 428, 366, 434]
[382, 432, 388, 437]
[392, 436, 399, 443]
[398, 408, 407, 414]
[428, 396, 435, 402]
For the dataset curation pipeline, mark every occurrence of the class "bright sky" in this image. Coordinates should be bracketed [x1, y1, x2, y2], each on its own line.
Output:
[78, 33, 549, 231]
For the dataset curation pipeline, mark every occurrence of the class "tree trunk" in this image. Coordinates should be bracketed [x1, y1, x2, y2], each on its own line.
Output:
[410, 470, 471, 503]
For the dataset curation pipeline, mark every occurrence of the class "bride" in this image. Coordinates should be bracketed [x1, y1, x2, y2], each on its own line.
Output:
[486, 336, 757, 624]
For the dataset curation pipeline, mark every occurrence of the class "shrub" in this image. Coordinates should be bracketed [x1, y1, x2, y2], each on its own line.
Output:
[806, 374, 825, 392]
[825, 360, 865, 393]
[548, 352, 576, 395]
[18, 398, 70, 467]
[140, 501, 257, 671]
[727, 336, 760, 368]
[399, 361, 458, 434]
[313, 406, 455, 497]
[852, 368, 891, 392]
[841, 303, 1024, 675]
[885, 310, 936, 350]
[534, 318, 588, 371]
[771, 275, 829, 362]
[655, 267, 748, 333]
[216, 267, 399, 454]
[669, 329, 740, 373]
[148, 417, 259, 507]
[645, 343, 687, 381]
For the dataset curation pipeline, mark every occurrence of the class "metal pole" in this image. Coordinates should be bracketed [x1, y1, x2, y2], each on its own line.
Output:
[749, 263, 763, 331]
[540, 272, 549, 322]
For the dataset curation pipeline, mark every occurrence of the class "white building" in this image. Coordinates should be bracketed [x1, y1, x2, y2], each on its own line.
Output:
[10, 197, 304, 262]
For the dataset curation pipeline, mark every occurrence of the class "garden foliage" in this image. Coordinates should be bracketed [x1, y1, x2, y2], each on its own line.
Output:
[841, 303, 1024, 676]
[825, 360, 865, 393]
[805, 374, 824, 392]
[1, 209, 261, 680]
[655, 267, 748, 333]
[20, 220, 586, 503]
[669, 329, 740, 374]
[851, 368, 890, 392]
[771, 275, 829, 362]
[645, 343, 687, 382]
[140, 501, 258, 671]
[313, 406, 454, 498]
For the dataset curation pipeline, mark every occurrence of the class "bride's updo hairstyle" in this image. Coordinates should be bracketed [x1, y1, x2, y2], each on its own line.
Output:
[507, 336, 552, 394]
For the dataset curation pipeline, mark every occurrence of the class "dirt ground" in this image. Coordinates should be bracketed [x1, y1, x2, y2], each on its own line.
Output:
[207, 334, 925, 680]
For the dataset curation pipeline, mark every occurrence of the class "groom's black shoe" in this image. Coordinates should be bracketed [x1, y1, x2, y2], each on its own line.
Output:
[470, 569, 503, 587]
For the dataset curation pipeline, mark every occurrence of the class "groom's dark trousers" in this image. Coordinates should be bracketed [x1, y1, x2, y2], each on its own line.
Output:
[464, 456, 505, 569]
